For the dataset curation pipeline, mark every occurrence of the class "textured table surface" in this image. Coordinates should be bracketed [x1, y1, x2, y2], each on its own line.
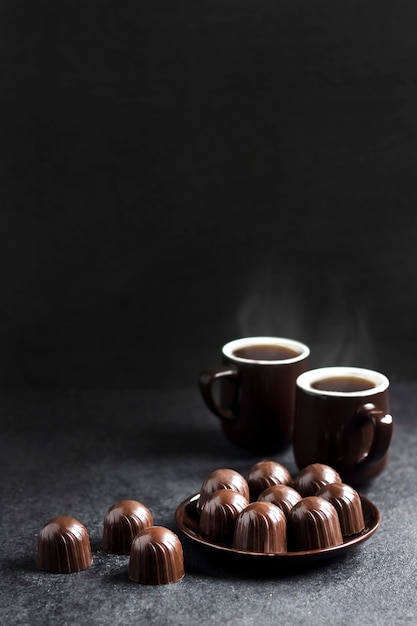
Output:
[1, 383, 416, 625]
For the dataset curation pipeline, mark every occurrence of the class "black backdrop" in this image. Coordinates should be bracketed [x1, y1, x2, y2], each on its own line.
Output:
[1, 0, 416, 387]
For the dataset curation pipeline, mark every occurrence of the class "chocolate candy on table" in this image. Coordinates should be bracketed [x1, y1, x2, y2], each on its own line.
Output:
[102, 500, 153, 555]
[128, 526, 185, 585]
[37, 516, 93, 574]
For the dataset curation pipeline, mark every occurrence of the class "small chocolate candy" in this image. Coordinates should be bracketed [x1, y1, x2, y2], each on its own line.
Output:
[288, 496, 343, 551]
[246, 461, 292, 501]
[102, 500, 154, 555]
[199, 489, 249, 543]
[198, 468, 249, 509]
[258, 484, 302, 518]
[316, 483, 365, 536]
[37, 516, 93, 574]
[232, 501, 287, 554]
[293, 463, 342, 497]
[128, 526, 185, 585]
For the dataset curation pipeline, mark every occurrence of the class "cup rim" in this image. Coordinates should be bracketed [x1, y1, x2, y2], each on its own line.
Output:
[222, 336, 310, 365]
[296, 366, 389, 397]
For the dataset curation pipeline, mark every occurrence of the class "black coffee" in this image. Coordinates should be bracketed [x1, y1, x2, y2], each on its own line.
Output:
[233, 344, 300, 361]
[311, 376, 375, 392]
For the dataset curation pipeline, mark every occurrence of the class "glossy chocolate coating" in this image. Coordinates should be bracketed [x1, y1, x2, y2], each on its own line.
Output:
[102, 500, 154, 555]
[288, 496, 343, 550]
[258, 484, 302, 518]
[232, 501, 287, 553]
[199, 489, 249, 543]
[198, 468, 250, 509]
[246, 461, 292, 500]
[128, 526, 184, 585]
[293, 463, 342, 497]
[37, 516, 93, 574]
[316, 483, 365, 536]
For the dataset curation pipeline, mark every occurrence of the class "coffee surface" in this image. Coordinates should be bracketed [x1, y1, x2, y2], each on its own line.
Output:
[233, 344, 300, 361]
[311, 376, 375, 393]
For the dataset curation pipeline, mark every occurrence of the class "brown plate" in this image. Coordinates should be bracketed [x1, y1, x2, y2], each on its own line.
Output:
[175, 493, 380, 561]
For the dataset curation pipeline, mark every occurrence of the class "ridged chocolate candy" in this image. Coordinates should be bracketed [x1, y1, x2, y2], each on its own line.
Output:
[199, 489, 249, 543]
[37, 516, 93, 574]
[293, 463, 342, 497]
[246, 461, 292, 501]
[102, 500, 154, 555]
[128, 526, 184, 585]
[288, 496, 343, 551]
[232, 501, 287, 554]
[198, 468, 249, 509]
[258, 484, 302, 518]
[316, 483, 365, 536]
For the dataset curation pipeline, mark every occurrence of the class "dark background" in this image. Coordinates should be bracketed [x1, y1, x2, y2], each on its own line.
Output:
[1, 0, 416, 388]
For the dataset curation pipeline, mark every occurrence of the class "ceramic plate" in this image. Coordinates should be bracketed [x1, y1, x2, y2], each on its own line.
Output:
[175, 492, 380, 561]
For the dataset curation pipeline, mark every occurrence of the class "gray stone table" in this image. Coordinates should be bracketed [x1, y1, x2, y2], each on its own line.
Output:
[1, 384, 416, 625]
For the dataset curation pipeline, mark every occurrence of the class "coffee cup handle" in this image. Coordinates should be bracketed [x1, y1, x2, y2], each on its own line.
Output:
[199, 366, 239, 422]
[351, 402, 393, 468]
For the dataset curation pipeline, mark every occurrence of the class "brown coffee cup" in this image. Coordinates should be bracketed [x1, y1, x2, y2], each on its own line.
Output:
[293, 366, 394, 484]
[199, 336, 310, 453]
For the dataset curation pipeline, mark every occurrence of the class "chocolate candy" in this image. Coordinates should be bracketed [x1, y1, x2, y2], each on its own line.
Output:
[199, 489, 248, 543]
[246, 461, 292, 501]
[288, 496, 344, 550]
[316, 483, 365, 536]
[198, 468, 250, 509]
[102, 500, 153, 555]
[258, 484, 302, 519]
[293, 463, 342, 497]
[128, 526, 184, 585]
[232, 501, 287, 554]
[37, 516, 93, 574]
